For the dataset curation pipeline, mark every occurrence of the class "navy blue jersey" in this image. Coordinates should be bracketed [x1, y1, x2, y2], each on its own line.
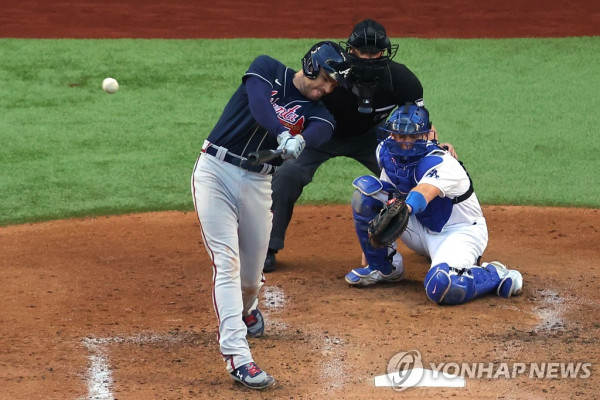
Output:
[206, 55, 335, 165]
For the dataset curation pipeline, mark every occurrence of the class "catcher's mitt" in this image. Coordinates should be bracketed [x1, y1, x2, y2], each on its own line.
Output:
[368, 197, 410, 248]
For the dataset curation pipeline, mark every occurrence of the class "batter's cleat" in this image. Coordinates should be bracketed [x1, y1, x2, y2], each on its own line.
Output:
[487, 261, 524, 298]
[243, 308, 264, 338]
[345, 265, 405, 286]
[263, 249, 277, 273]
[230, 362, 276, 389]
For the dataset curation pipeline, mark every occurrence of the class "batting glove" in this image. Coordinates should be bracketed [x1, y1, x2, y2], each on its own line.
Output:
[277, 130, 292, 145]
[277, 133, 305, 160]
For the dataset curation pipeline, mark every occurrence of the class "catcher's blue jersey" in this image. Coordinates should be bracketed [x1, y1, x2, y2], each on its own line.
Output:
[377, 143, 480, 233]
[206, 55, 335, 165]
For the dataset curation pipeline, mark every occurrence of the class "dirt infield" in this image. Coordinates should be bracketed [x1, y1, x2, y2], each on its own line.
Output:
[2, 1, 600, 399]
[2, 207, 600, 399]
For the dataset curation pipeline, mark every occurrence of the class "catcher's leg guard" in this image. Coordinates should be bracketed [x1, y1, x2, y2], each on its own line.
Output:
[346, 179, 403, 286]
[424, 263, 502, 305]
[350, 183, 401, 275]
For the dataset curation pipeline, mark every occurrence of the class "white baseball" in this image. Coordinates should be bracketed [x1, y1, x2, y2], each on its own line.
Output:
[102, 77, 119, 94]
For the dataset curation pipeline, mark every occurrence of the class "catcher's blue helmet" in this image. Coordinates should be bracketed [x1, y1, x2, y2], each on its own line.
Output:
[302, 41, 352, 88]
[379, 104, 435, 165]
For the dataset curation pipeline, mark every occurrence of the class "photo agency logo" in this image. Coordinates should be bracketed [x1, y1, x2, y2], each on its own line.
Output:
[385, 350, 424, 391]
[382, 350, 592, 391]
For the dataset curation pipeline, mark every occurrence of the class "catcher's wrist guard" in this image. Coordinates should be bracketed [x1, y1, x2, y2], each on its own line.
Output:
[406, 191, 427, 214]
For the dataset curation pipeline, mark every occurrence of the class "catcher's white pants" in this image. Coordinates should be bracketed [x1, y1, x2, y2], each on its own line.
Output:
[191, 153, 272, 371]
[400, 215, 489, 270]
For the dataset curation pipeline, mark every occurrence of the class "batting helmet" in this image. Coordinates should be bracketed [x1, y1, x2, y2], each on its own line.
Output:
[379, 104, 436, 166]
[302, 41, 352, 88]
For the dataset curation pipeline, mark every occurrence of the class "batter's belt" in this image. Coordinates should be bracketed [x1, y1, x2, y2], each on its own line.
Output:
[202, 141, 276, 175]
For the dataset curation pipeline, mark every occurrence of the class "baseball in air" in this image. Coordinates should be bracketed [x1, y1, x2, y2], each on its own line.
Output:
[102, 77, 119, 94]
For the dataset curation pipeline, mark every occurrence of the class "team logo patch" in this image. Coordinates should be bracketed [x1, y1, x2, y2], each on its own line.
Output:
[271, 102, 306, 135]
[426, 169, 439, 179]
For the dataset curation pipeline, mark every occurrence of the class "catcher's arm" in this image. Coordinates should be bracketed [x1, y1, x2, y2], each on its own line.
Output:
[405, 184, 441, 214]
[429, 124, 458, 159]
[367, 184, 441, 248]
[438, 142, 457, 158]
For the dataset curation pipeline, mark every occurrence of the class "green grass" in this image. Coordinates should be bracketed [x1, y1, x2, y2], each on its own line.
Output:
[0, 37, 598, 226]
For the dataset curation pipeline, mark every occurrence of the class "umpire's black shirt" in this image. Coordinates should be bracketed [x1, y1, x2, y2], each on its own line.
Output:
[322, 61, 424, 138]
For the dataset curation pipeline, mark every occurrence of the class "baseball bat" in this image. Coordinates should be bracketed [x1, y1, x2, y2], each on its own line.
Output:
[247, 149, 286, 165]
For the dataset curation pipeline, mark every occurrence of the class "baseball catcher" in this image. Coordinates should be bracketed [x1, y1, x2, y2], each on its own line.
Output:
[345, 104, 523, 306]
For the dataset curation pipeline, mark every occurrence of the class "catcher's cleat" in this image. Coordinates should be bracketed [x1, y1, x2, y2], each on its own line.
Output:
[345, 265, 405, 286]
[230, 362, 276, 390]
[487, 261, 523, 298]
[243, 308, 264, 338]
[263, 249, 277, 273]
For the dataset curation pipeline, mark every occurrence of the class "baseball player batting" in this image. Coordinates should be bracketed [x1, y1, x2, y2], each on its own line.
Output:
[346, 104, 524, 304]
[191, 41, 351, 389]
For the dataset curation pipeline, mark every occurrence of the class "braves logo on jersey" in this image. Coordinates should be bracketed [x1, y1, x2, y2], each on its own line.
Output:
[271, 91, 306, 136]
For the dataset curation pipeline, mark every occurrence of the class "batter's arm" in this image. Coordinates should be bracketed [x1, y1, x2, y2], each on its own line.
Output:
[297, 120, 333, 148]
[245, 76, 288, 137]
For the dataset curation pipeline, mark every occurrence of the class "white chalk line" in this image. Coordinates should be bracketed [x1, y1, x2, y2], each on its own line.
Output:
[78, 285, 287, 399]
[78, 286, 351, 396]
[534, 288, 566, 333]
[263, 285, 346, 389]
[78, 285, 573, 396]
[320, 335, 346, 390]
[79, 333, 187, 400]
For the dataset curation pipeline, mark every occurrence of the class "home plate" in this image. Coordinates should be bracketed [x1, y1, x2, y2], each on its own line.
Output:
[374, 368, 466, 388]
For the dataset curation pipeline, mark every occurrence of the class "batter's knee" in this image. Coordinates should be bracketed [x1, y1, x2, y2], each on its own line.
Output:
[424, 263, 475, 305]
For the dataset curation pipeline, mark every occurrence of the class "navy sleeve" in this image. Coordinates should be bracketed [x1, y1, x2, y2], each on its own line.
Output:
[245, 76, 287, 137]
[300, 120, 333, 148]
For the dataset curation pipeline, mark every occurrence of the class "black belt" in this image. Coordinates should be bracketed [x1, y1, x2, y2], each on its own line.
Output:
[204, 145, 276, 175]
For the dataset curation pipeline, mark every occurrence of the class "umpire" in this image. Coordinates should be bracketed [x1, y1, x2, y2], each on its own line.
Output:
[265, 19, 428, 272]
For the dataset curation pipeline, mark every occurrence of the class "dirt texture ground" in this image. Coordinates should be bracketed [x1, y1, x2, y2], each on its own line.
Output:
[1, 1, 600, 399]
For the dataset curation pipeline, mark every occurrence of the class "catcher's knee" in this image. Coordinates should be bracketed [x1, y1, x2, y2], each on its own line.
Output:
[351, 175, 395, 227]
[424, 263, 475, 305]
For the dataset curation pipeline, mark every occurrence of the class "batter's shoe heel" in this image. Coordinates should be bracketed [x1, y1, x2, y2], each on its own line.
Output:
[243, 308, 264, 338]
